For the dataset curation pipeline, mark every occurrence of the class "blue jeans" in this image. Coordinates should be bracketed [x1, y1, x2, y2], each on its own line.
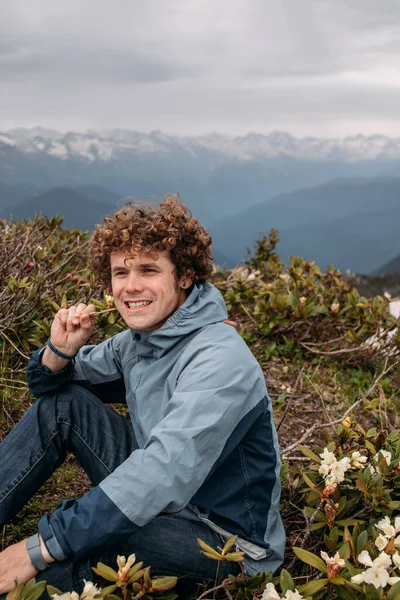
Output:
[0, 385, 239, 597]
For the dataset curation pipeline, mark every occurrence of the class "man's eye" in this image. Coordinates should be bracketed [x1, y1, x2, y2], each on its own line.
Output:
[143, 268, 155, 273]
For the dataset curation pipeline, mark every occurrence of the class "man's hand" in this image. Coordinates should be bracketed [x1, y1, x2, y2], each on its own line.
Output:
[42, 303, 96, 371]
[0, 540, 38, 594]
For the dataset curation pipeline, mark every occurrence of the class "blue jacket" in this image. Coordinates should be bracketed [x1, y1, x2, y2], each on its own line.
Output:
[28, 283, 285, 574]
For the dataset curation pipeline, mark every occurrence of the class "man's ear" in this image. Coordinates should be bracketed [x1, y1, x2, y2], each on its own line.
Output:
[180, 270, 194, 289]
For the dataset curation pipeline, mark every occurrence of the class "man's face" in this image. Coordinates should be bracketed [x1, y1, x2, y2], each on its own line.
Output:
[110, 250, 190, 331]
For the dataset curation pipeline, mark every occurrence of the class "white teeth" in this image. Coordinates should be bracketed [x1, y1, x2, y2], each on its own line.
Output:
[127, 301, 152, 308]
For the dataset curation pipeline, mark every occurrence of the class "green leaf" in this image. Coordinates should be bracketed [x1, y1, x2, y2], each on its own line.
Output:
[6, 583, 24, 600]
[310, 521, 327, 531]
[292, 547, 327, 573]
[387, 580, 400, 600]
[99, 585, 117, 597]
[46, 586, 63, 598]
[144, 567, 152, 588]
[298, 445, 321, 463]
[335, 585, 360, 600]
[156, 593, 178, 600]
[356, 530, 368, 554]
[338, 541, 351, 560]
[363, 586, 382, 600]
[335, 519, 363, 526]
[280, 569, 295, 594]
[128, 561, 144, 577]
[21, 582, 46, 600]
[224, 551, 245, 561]
[330, 576, 346, 585]
[299, 578, 329, 595]
[128, 569, 145, 583]
[365, 440, 376, 454]
[200, 551, 222, 560]
[92, 563, 118, 582]
[197, 538, 221, 558]
[150, 576, 178, 592]
[355, 476, 368, 496]
[302, 472, 320, 493]
[222, 535, 238, 555]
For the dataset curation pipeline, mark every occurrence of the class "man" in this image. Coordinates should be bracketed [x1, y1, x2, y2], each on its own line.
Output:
[0, 197, 285, 595]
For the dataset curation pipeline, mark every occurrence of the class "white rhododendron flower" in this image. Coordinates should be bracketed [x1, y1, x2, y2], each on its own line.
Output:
[393, 553, 400, 569]
[338, 457, 351, 470]
[117, 553, 136, 580]
[362, 565, 390, 589]
[319, 448, 336, 466]
[395, 516, 400, 532]
[283, 591, 304, 600]
[373, 552, 392, 569]
[261, 583, 281, 600]
[318, 463, 331, 478]
[320, 551, 345, 569]
[351, 574, 364, 585]
[51, 593, 79, 600]
[375, 533, 389, 551]
[374, 450, 392, 466]
[358, 550, 391, 569]
[320, 551, 345, 578]
[81, 581, 101, 600]
[318, 448, 364, 486]
[395, 535, 400, 549]
[358, 550, 375, 568]
[327, 460, 348, 484]
[351, 550, 398, 590]
[350, 451, 367, 469]
[261, 584, 304, 600]
[376, 517, 396, 538]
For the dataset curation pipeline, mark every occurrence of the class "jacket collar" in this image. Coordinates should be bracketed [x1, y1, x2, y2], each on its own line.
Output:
[130, 283, 228, 358]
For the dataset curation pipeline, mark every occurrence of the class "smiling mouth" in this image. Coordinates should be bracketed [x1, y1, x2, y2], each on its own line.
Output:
[125, 300, 153, 309]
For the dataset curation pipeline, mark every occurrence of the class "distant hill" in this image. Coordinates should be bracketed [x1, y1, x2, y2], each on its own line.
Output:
[210, 178, 400, 273]
[0, 182, 42, 209]
[1, 187, 117, 231]
[376, 254, 400, 274]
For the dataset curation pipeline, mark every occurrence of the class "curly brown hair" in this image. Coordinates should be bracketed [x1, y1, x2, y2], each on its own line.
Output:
[90, 195, 214, 287]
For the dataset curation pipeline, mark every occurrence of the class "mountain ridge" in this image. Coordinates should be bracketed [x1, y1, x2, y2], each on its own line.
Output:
[2, 128, 400, 163]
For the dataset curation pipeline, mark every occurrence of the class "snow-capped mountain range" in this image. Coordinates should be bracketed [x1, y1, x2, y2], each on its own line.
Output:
[1, 127, 400, 163]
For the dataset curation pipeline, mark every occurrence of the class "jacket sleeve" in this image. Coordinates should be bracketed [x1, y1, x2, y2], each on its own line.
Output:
[39, 329, 268, 559]
[27, 336, 126, 403]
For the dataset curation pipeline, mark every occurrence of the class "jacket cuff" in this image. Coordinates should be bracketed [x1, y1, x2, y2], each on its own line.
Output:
[27, 347, 74, 397]
[45, 487, 138, 559]
[38, 515, 69, 561]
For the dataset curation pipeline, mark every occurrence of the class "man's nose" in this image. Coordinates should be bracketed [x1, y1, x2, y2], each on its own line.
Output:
[125, 272, 144, 293]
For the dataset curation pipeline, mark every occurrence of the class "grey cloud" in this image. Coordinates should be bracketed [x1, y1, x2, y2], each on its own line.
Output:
[0, 0, 399, 136]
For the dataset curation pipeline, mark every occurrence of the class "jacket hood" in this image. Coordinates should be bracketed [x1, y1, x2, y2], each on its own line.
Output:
[130, 283, 228, 358]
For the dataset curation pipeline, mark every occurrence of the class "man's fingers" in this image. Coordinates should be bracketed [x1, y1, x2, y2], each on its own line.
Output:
[56, 308, 69, 327]
[71, 303, 88, 326]
[66, 306, 78, 331]
[81, 304, 96, 330]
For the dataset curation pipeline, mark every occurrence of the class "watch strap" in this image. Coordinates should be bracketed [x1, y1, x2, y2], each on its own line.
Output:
[26, 533, 49, 571]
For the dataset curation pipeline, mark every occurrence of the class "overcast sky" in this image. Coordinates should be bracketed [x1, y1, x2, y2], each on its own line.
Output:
[1, 0, 400, 138]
